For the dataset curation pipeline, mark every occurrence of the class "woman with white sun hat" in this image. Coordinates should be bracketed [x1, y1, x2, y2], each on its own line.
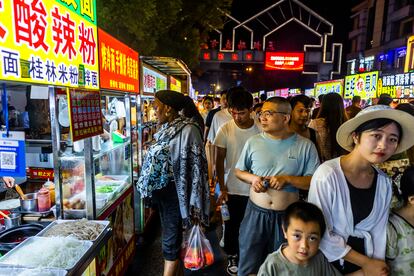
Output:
[308, 105, 414, 276]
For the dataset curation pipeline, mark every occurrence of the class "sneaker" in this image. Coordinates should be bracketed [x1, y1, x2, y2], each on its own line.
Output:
[219, 224, 225, 248]
[226, 254, 238, 275]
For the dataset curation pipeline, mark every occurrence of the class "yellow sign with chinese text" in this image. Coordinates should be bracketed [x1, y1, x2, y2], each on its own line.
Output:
[344, 71, 378, 99]
[0, 0, 99, 89]
[314, 79, 343, 97]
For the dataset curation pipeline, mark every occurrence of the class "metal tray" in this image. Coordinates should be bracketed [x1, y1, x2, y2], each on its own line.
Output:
[0, 236, 92, 270]
[12, 206, 53, 217]
[36, 219, 110, 242]
[0, 267, 67, 276]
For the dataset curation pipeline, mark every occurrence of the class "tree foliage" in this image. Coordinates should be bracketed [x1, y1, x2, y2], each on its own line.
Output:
[97, 0, 232, 69]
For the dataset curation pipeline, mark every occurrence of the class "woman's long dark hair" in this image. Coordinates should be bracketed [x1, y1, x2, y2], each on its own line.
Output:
[317, 93, 348, 157]
[182, 96, 205, 134]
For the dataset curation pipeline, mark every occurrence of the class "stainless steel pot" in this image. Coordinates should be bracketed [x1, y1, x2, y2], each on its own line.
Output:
[4, 213, 21, 229]
[20, 193, 38, 212]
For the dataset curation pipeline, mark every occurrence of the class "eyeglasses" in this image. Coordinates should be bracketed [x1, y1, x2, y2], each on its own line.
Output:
[258, 110, 288, 119]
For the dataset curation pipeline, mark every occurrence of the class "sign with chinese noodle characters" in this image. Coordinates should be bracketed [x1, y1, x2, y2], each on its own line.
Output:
[67, 89, 103, 142]
[0, 0, 99, 89]
[377, 72, 414, 98]
[344, 71, 378, 99]
[314, 79, 344, 97]
[98, 29, 139, 93]
[142, 65, 167, 94]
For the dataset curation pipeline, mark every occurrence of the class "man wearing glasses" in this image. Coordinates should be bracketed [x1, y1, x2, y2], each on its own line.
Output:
[235, 97, 320, 276]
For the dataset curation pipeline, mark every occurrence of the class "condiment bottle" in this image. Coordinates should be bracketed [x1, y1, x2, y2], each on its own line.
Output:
[43, 179, 55, 206]
[37, 187, 51, 212]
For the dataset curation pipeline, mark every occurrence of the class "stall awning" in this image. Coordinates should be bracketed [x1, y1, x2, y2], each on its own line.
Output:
[140, 56, 191, 76]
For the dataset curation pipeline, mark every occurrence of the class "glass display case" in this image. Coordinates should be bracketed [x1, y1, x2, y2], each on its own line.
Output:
[52, 89, 133, 220]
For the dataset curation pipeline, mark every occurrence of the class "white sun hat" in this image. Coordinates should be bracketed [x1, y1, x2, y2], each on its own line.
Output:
[336, 105, 414, 154]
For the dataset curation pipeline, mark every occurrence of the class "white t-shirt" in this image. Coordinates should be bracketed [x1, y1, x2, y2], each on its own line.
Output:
[213, 120, 260, 196]
[207, 108, 232, 142]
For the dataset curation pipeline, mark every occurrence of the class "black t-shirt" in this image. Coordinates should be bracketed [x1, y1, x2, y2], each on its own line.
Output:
[332, 170, 378, 274]
[205, 107, 221, 128]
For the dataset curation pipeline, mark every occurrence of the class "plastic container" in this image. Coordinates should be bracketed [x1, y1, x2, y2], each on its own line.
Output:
[44, 179, 55, 206]
[220, 202, 230, 221]
[37, 187, 51, 212]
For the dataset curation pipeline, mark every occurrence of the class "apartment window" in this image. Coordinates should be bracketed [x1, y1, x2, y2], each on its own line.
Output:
[399, 18, 413, 37]
[352, 16, 359, 30]
[394, 0, 414, 10]
[351, 39, 357, 53]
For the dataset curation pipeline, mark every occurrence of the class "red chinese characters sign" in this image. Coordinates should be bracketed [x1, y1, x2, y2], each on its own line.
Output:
[265, 52, 304, 71]
[67, 89, 103, 142]
[98, 29, 139, 93]
[0, 0, 99, 89]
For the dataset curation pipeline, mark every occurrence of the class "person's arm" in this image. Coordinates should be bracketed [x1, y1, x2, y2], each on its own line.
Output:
[2, 177, 15, 188]
[266, 175, 312, 190]
[235, 169, 266, 193]
[203, 126, 210, 143]
[344, 250, 389, 276]
[215, 146, 228, 203]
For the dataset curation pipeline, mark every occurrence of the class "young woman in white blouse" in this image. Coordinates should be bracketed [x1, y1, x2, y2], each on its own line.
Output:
[308, 105, 414, 275]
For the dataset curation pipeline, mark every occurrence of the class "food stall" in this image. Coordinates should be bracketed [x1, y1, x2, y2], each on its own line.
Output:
[0, 0, 113, 275]
[135, 56, 191, 235]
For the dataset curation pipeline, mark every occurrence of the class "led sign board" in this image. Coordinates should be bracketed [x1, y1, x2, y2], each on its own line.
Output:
[378, 72, 414, 98]
[314, 79, 343, 97]
[265, 52, 304, 71]
[344, 71, 378, 99]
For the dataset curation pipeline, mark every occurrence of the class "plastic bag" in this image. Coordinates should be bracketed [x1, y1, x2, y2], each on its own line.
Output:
[182, 224, 214, 270]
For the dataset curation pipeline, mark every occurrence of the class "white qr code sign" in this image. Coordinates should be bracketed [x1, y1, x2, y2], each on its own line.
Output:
[0, 151, 16, 170]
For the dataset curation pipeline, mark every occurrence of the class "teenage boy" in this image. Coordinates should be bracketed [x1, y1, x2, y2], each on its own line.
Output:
[235, 97, 320, 276]
[258, 202, 342, 276]
[214, 89, 260, 275]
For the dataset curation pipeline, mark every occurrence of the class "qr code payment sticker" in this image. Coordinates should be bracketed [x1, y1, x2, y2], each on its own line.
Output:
[0, 151, 16, 170]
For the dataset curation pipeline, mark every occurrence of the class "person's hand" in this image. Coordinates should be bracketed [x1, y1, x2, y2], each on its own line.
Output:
[252, 176, 267, 193]
[267, 175, 290, 190]
[217, 189, 229, 205]
[361, 259, 389, 276]
[2, 177, 15, 188]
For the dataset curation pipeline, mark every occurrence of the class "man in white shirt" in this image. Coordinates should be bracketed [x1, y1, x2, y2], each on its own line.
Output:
[213, 89, 260, 276]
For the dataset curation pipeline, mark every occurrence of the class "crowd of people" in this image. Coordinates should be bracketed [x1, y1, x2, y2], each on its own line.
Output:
[137, 88, 414, 276]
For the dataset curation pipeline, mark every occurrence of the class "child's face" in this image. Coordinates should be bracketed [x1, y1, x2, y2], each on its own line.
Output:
[283, 217, 321, 265]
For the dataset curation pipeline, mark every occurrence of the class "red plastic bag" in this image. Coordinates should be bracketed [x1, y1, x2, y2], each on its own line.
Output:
[182, 224, 214, 270]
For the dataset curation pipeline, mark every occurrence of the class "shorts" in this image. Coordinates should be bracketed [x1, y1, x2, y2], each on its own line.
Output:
[153, 181, 183, 261]
[238, 200, 286, 276]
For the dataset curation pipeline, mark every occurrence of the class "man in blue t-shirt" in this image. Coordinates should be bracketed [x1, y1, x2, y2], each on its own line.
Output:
[235, 97, 320, 276]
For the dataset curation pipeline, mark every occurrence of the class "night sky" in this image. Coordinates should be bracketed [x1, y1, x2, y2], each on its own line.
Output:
[195, 0, 361, 93]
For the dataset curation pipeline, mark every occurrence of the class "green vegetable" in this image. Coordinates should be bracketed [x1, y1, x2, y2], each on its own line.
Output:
[96, 186, 115, 193]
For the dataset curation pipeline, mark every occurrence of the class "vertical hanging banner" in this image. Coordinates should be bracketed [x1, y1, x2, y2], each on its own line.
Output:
[98, 29, 139, 93]
[67, 88, 103, 142]
[0, 131, 26, 177]
[0, 0, 99, 89]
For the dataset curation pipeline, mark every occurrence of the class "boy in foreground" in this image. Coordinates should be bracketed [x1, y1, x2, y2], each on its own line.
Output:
[258, 202, 363, 276]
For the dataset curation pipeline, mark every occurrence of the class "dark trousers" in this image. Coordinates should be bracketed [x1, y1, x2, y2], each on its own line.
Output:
[223, 194, 248, 256]
[153, 182, 182, 261]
